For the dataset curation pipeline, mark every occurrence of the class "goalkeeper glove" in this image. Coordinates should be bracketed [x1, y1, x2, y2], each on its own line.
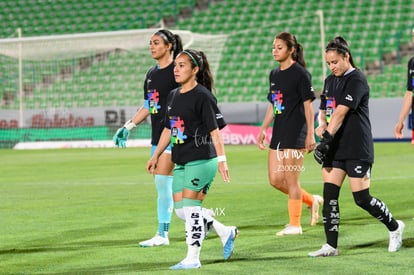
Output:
[314, 130, 334, 164]
[113, 120, 136, 148]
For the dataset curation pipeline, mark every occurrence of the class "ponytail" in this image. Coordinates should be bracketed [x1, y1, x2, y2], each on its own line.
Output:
[294, 43, 306, 68]
[276, 32, 307, 68]
[172, 34, 183, 59]
[154, 29, 183, 59]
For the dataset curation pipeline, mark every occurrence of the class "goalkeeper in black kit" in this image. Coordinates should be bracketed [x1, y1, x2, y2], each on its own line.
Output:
[309, 36, 405, 257]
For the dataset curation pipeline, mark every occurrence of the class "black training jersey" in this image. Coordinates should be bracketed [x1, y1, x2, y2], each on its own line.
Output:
[322, 69, 374, 163]
[143, 62, 179, 145]
[406, 56, 414, 129]
[164, 84, 226, 165]
[267, 62, 315, 150]
[406, 56, 414, 92]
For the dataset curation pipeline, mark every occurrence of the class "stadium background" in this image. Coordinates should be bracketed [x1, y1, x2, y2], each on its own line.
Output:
[0, 0, 414, 148]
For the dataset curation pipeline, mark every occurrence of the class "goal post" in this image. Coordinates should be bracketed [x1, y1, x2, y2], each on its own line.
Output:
[0, 29, 228, 148]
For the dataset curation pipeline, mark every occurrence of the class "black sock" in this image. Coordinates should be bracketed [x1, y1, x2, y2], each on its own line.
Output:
[352, 189, 398, 231]
[323, 182, 341, 248]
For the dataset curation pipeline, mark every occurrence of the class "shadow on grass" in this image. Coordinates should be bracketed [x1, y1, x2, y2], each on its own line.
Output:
[348, 236, 414, 251]
[0, 238, 140, 255]
[41, 255, 299, 275]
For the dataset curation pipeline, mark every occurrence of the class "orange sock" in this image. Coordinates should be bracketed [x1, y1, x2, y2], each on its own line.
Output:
[288, 199, 302, 226]
[301, 188, 314, 207]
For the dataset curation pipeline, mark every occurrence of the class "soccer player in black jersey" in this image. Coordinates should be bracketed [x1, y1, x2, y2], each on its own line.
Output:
[310, 36, 405, 257]
[394, 30, 414, 142]
[147, 49, 237, 270]
[257, 32, 323, 236]
[113, 30, 216, 248]
[113, 29, 182, 247]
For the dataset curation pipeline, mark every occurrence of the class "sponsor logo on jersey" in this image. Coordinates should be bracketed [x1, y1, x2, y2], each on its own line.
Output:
[345, 94, 353, 101]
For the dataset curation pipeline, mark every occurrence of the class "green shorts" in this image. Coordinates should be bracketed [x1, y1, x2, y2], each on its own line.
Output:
[172, 158, 218, 195]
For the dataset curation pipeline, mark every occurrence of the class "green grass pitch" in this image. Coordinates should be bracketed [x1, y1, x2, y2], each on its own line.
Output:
[0, 143, 413, 274]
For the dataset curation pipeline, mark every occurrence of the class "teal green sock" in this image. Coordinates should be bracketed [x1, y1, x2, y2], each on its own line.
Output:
[154, 174, 173, 237]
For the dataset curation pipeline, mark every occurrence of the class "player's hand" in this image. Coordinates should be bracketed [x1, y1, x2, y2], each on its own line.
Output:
[394, 122, 404, 139]
[257, 129, 267, 150]
[218, 161, 230, 183]
[113, 127, 129, 148]
[146, 157, 158, 174]
[305, 133, 316, 153]
[315, 124, 327, 138]
[314, 131, 333, 165]
[113, 120, 136, 148]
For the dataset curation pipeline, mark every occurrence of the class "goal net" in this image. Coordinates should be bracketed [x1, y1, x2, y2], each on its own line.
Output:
[0, 29, 228, 148]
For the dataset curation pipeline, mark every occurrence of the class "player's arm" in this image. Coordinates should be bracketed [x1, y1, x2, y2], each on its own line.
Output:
[325, 104, 349, 136]
[257, 103, 274, 150]
[313, 104, 349, 164]
[316, 110, 327, 138]
[130, 107, 151, 125]
[316, 89, 328, 138]
[146, 127, 171, 174]
[394, 91, 412, 139]
[211, 128, 230, 183]
[113, 107, 150, 148]
[303, 99, 316, 153]
[123, 106, 151, 132]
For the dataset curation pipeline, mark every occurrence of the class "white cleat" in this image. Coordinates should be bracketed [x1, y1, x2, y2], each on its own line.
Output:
[308, 244, 339, 257]
[310, 195, 324, 226]
[276, 224, 302, 236]
[139, 232, 169, 247]
[388, 220, 405, 252]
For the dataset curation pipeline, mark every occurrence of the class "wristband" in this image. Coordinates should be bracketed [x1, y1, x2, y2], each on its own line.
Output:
[124, 119, 136, 131]
[217, 155, 227, 162]
[322, 130, 333, 142]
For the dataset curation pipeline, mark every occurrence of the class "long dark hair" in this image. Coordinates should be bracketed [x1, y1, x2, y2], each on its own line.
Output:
[154, 29, 183, 59]
[181, 49, 214, 92]
[276, 32, 306, 68]
[325, 36, 356, 68]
